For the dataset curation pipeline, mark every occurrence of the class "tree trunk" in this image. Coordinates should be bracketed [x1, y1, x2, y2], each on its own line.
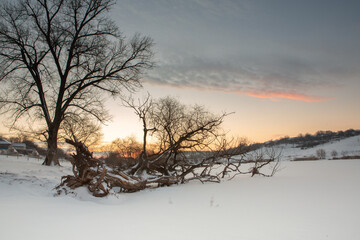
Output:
[43, 130, 60, 166]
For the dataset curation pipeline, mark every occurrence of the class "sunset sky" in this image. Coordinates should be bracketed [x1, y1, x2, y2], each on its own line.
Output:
[1, 0, 360, 144]
[99, 0, 360, 143]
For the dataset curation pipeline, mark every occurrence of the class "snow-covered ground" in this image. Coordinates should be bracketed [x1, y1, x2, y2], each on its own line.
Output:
[1, 138, 360, 240]
[1, 158, 359, 240]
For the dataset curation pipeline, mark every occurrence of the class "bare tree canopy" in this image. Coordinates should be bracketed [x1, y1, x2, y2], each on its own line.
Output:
[130, 96, 234, 177]
[0, 0, 154, 165]
[60, 115, 103, 148]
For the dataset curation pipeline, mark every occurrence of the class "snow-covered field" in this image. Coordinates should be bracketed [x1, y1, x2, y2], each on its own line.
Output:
[1, 141, 360, 240]
[0, 156, 360, 240]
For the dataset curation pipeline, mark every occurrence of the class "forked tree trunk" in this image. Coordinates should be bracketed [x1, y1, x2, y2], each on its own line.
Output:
[43, 129, 60, 166]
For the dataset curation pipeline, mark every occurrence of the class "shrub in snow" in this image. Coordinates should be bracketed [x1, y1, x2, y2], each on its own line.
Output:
[316, 149, 326, 159]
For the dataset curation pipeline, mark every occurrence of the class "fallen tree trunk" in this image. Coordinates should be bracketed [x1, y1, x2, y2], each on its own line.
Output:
[57, 139, 280, 197]
[57, 139, 182, 196]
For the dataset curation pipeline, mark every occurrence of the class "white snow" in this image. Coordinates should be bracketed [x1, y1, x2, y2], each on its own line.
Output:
[1, 138, 360, 240]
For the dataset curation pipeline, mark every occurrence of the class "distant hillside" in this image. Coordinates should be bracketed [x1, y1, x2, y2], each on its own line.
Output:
[242, 129, 360, 161]
[276, 135, 360, 161]
[264, 129, 360, 149]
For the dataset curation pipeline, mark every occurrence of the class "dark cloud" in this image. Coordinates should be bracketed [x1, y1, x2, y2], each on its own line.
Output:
[112, 0, 360, 101]
[145, 53, 343, 101]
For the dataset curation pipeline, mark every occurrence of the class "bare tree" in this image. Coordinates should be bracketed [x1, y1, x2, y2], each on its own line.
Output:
[58, 96, 280, 197]
[145, 97, 228, 175]
[122, 94, 156, 174]
[123, 94, 155, 156]
[0, 0, 154, 165]
[60, 115, 103, 148]
[331, 150, 338, 158]
[316, 149, 326, 159]
[111, 135, 142, 159]
[124, 96, 230, 176]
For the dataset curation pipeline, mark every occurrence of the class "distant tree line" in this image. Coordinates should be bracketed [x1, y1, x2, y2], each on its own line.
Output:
[264, 129, 360, 149]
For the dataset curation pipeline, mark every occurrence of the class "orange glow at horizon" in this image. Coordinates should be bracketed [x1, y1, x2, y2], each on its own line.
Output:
[245, 91, 333, 102]
[145, 80, 332, 103]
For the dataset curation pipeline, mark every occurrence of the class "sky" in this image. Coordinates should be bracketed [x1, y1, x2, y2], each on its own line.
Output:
[1, 0, 360, 144]
[99, 0, 360, 143]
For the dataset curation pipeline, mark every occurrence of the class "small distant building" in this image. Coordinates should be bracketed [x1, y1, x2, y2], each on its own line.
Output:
[6, 145, 19, 156]
[0, 140, 40, 158]
[12, 143, 26, 151]
[12, 143, 27, 154]
[0, 139, 12, 150]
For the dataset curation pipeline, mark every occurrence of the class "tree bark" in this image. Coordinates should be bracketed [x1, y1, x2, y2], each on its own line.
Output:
[43, 128, 60, 166]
